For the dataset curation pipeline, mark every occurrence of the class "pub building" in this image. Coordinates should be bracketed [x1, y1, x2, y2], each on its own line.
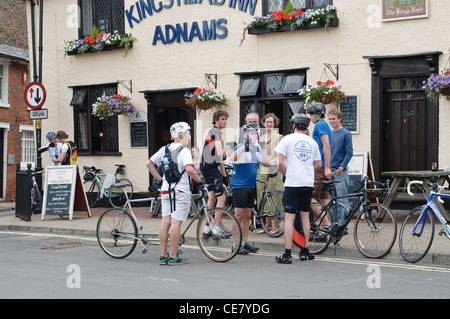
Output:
[25, 0, 450, 195]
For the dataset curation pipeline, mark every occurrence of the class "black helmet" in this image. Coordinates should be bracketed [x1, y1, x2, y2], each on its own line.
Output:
[306, 102, 326, 116]
[242, 122, 258, 133]
[291, 113, 310, 129]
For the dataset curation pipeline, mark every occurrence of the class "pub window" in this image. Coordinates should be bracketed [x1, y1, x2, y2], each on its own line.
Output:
[20, 125, 36, 169]
[264, 0, 332, 15]
[71, 84, 120, 155]
[79, 0, 125, 37]
[237, 69, 307, 135]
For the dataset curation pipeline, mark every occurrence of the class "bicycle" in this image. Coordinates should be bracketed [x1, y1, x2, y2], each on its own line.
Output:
[399, 180, 450, 263]
[309, 176, 397, 259]
[96, 181, 242, 262]
[30, 170, 43, 214]
[83, 164, 133, 208]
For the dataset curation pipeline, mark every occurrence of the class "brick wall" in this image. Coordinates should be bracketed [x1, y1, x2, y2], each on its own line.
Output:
[0, 0, 28, 50]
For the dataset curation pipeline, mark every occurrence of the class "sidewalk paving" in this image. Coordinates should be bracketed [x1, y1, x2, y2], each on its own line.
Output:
[1, 201, 450, 265]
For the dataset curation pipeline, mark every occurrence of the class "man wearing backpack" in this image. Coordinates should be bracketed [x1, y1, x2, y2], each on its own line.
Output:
[52, 131, 77, 165]
[146, 122, 202, 266]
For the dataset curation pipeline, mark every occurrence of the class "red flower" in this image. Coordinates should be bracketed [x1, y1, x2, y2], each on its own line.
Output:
[317, 81, 323, 86]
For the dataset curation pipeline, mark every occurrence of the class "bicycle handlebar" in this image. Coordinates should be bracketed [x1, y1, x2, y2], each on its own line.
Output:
[407, 180, 445, 203]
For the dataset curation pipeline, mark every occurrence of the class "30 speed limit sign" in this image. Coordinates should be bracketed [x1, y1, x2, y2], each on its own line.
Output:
[24, 82, 46, 109]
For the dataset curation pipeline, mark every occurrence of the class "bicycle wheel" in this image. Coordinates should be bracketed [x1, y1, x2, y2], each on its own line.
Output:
[109, 178, 133, 208]
[83, 180, 100, 208]
[309, 202, 333, 254]
[399, 206, 434, 263]
[258, 190, 284, 238]
[354, 203, 397, 259]
[96, 208, 138, 259]
[196, 208, 242, 262]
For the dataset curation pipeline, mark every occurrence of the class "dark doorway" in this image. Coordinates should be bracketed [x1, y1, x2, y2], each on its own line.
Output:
[365, 52, 441, 179]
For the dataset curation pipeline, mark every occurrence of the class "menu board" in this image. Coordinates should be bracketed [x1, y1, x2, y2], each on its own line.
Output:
[339, 95, 358, 133]
[130, 111, 148, 148]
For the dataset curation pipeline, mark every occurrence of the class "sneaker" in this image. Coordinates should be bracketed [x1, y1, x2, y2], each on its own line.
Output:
[242, 242, 259, 253]
[168, 255, 189, 266]
[270, 227, 282, 235]
[232, 244, 250, 255]
[275, 254, 292, 264]
[299, 247, 314, 261]
[159, 255, 169, 265]
[202, 231, 212, 239]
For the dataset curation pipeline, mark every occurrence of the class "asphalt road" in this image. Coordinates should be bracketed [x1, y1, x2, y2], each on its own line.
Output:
[1, 230, 450, 302]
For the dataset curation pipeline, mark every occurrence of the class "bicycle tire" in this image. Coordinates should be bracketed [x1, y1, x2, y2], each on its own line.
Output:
[309, 202, 333, 254]
[109, 178, 134, 208]
[83, 180, 100, 208]
[96, 208, 138, 259]
[258, 190, 284, 238]
[354, 203, 397, 259]
[196, 208, 242, 262]
[399, 206, 434, 263]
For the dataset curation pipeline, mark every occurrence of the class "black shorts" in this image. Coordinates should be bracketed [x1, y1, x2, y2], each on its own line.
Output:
[201, 166, 223, 192]
[282, 187, 313, 213]
[232, 188, 255, 209]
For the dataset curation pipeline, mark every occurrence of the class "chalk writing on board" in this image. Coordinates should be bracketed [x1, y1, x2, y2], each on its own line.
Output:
[340, 95, 358, 133]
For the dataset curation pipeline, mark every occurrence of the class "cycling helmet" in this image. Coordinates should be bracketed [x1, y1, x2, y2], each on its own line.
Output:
[291, 113, 310, 130]
[170, 122, 191, 139]
[46, 131, 57, 140]
[242, 122, 258, 133]
[306, 102, 326, 116]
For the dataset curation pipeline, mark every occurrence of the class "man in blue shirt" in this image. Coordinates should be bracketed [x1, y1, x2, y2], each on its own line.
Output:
[230, 123, 268, 254]
[307, 103, 332, 207]
[328, 108, 353, 225]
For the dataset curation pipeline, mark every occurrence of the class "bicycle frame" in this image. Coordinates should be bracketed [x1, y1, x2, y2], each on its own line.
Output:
[411, 192, 450, 238]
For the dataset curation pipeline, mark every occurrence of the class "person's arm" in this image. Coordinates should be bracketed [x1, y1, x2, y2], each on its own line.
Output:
[146, 159, 162, 182]
[321, 134, 332, 179]
[37, 143, 52, 154]
[53, 150, 66, 163]
[278, 153, 286, 177]
[185, 165, 202, 183]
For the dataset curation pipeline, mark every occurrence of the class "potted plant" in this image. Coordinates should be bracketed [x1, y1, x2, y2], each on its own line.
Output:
[64, 26, 136, 57]
[423, 68, 450, 103]
[92, 94, 137, 120]
[184, 88, 227, 111]
[298, 80, 347, 106]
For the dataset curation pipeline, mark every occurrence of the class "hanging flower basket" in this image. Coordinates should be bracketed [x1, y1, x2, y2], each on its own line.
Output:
[184, 88, 227, 111]
[92, 94, 137, 120]
[298, 80, 347, 106]
[423, 68, 450, 103]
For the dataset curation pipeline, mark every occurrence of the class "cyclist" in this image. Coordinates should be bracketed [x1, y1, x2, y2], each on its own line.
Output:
[52, 131, 77, 165]
[37, 131, 62, 166]
[230, 123, 269, 254]
[146, 122, 202, 265]
[274, 114, 321, 263]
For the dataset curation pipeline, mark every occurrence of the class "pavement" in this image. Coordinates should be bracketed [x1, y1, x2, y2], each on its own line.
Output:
[1, 200, 450, 265]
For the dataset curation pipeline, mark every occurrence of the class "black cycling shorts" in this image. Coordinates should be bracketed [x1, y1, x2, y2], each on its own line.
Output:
[201, 166, 223, 192]
[282, 187, 313, 213]
[232, 188, 255, 209]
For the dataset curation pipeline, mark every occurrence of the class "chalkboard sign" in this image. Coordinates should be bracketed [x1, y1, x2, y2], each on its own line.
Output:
[339, 95, 358, 133]
[130, 111, 148, 148]
[41, 165, 90, 220]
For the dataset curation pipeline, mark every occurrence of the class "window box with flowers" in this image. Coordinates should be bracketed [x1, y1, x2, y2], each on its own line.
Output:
[423, 68, 450, 104]
[64, 27, 136, 57]
[298, 80, 347, 106]
[244, 5, 339, 37]
[92, 94, 137, 120]
[184, 88, 228, 111]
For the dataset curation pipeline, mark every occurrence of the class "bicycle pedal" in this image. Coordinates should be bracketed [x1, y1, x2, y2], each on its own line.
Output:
[439, 229, 445, 236]
[142, 248, 148, 254]
[140, 226, 143, 231]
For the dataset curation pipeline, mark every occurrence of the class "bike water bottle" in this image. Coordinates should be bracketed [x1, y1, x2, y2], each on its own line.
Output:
[163, 156, 170, 172]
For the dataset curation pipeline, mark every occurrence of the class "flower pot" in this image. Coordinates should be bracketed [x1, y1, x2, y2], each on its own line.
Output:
[441, 87, 450, 96]
[196, 102, 215, 110]
[315, 96, 336, 105]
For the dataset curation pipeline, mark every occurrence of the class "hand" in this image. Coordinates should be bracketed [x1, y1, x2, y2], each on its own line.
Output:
[325, 167, 332, 180]
[222, 175, 229, 187]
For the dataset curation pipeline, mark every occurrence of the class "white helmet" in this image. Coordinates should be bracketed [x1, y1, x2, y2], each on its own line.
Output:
[170, 122, 191, 139]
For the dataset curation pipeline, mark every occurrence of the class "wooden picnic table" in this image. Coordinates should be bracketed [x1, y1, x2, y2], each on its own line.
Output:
[381, 170, 450, 208]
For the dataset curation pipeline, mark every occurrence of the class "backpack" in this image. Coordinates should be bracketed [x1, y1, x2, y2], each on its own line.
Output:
[162, 144, 185, 212]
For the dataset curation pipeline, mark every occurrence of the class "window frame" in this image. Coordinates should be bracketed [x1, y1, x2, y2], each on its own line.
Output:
[19, 125, 35, 169]
[78, 0, 125, 38]
[71, 83, 122, 156]
[263, 0, 333, 16]
[0, 60, 10, 108]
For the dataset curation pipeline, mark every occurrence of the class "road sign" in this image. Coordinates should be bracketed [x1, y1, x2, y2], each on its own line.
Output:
[29, 108, 48, 120]
[24, 82, 46, 109]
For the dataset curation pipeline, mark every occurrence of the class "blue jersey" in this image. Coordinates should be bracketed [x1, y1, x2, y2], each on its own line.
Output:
[230, 144, 261, 189]
[312, 120, 331, 167]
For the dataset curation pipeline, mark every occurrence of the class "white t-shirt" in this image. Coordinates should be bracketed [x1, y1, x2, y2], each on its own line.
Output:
[274, 132, 321, 187]
[150, 143, 194, 193]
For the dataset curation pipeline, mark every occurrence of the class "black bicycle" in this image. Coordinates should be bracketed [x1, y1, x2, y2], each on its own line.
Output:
[309, 176, 397, 259]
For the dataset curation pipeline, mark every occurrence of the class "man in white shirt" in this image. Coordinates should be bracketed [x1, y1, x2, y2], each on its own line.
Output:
[37, 131, 62, 166]
[274, 114, 321, 264]
[146, 122, 202, 266]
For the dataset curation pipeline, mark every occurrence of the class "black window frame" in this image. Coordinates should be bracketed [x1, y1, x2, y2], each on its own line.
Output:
[263, 0, 333, 16]
[71, 83, 122, 156]
[78, 0, 125, 38]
